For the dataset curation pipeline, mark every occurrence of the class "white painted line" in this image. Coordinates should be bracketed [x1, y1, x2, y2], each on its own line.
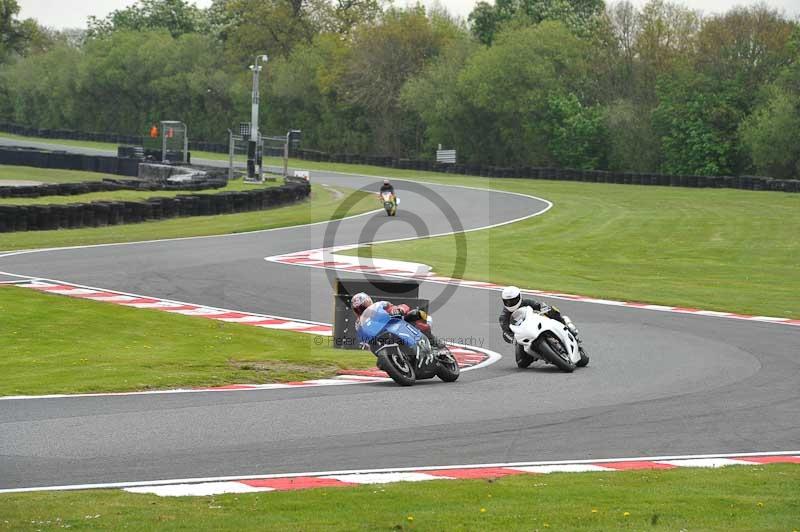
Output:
[40, 288, 100, 295]
[511, 464, 611, 474]
[257, 322, 315, 330]
[125, 482, 272, 497]
[3, 273, 331, 327]
[323, 472, 450, 484]
[657, 458, 754, 468]
[86, 295, 142, 302]
[2, 450, 797, 494]
[216, 315, 273, 323]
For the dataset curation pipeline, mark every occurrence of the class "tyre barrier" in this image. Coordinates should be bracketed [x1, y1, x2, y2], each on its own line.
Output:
[0, 182, 309, 233]
[2, 122, 797, 193]
[0, 177, 228, 199]
[288, 150, 798, 194]
[0, 146, 141, 177]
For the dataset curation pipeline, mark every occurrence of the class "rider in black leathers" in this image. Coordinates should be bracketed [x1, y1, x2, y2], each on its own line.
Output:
[499, 286, 588, 367]
[379, 179, 394, 195]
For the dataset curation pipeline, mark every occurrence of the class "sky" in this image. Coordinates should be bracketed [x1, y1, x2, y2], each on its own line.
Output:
[17, 0, 800, 29]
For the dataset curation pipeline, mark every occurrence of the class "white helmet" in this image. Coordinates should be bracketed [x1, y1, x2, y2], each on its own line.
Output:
[502, 286, 522, 311]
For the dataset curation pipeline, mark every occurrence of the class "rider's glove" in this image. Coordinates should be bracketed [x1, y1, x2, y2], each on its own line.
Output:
[539, 303, 551, 314]
[502, 330, 514, 344]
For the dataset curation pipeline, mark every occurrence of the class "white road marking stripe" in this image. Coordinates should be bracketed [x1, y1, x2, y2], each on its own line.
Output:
[125, 482, 273, 497]
[87, 295, 141, 302]
[257, 322, 315, 330]
[657, 458, 754, 468]
[511, 464, 611, 474]
[1, 451, 796, 494]
[323, 472, 449, 484]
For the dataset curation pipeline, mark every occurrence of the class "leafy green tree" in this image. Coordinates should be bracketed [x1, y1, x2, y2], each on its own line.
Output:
[738, 25, 800, 178]
[87, 0, 207, 38]
[543, 93, 606, 169]
[3, 43, 82, 127]
[219, 0, 319, 61]
[634, 0, 700, 105]
[339, 7, 461, 156]
[695, 5, 795, 95]
[739, 87, 800, 179]
[604, 99, 660, 171]
[1, 0, 48, 62]
[468, 0, 604, 45]
[266, 35, 371, 153]
[456, 21, 594, 165]
[653, 69, 746, 175]
[400, 34, 478, 158]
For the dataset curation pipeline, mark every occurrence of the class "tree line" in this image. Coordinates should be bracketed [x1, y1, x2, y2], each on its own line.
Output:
[1, 0, 798, 178]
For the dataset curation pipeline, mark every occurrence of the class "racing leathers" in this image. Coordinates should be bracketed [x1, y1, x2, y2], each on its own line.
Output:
[499, 298, 576, 344]
[371, 301, 442, 348]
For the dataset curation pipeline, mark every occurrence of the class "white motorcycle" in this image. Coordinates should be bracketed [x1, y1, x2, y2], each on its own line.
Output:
[509, 306, 589, 372]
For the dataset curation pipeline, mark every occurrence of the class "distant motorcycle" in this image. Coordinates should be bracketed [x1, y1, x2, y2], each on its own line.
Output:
[356, 302, 459, 386]
[509, 306, 589, 372]
[380, 190, 397, 216]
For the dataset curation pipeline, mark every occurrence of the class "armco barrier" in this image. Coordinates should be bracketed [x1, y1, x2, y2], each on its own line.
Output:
[0, 181, 309, 233]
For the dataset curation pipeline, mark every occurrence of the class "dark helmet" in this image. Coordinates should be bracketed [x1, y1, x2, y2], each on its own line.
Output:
[351, 292, 373, 315]
[501, 286, 522, 311]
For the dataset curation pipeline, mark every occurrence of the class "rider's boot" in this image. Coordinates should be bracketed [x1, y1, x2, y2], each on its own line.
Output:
[563, 315, 589, 367]
[563, 315, 579, 337]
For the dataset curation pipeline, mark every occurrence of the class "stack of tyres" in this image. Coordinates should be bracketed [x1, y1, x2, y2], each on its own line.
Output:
[13, 206, 28, 231]
[92, 203, 109, 226]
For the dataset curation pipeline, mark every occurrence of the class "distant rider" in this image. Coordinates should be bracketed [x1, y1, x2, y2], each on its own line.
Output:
[379, 179, 394, 196]
[379, 180, 398, 205]
[351, 292, 443, 348]
[498, 286, 587, 366]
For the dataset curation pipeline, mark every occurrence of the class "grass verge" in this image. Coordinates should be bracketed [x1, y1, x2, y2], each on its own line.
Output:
[0, 164, 117, 184]
[4, 132, 798, 315]
[0, 465, 797, 530]
[0, 131, 230, 162]
[0, 285, 373, 396]
[343, 175, 800, 319]
[0, 171, 281, 206]
[0, 184, 375, 251]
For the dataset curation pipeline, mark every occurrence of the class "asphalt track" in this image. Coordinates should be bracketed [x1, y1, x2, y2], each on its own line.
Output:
[0, 138, 798, 491]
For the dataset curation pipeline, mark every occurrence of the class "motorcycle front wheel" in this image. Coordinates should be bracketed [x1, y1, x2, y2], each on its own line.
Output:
[435, 348, 460, 382]
[534, 333, 576, 373]
[377, 348, 416, 386]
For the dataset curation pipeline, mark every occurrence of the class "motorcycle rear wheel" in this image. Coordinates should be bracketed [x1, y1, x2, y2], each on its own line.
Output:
[435, 348, 460, 382]
[377, 348, 416, 386]
[535, 333, 576, 373]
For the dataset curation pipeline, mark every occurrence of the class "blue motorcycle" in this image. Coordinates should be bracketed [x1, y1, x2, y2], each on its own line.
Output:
[356, 302, 460, 386]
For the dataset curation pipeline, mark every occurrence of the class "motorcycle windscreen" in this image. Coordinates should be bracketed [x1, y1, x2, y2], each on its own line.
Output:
[356, 303, 392, 342]
[510, 307, 528, 326]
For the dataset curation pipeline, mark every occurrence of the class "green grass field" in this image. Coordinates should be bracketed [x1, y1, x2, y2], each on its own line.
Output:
[0, 168, 280, 206]
[0, 183, 376, 251]
[343, 176, 800, 319]
[0, 464, 797, 530]
[0, 164, 116, 184]
[0, 131, 231, 162]
[0, 286, 372, 396]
